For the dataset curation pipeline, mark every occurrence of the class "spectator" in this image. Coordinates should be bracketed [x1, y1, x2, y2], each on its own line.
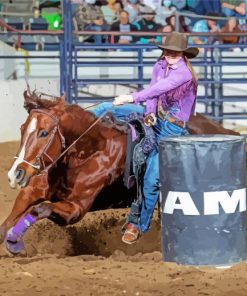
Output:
[190, 12, 220, 46]
[101, 0, 120, 25]
[188, 0, 222, 16]
[123, 0, 142, 23]
[220, 17, 241, 44]
[74, 0, 109, 44]
[33, 6, 41, 18]
[114, 1, 124, 14]
[111, 10, 137, 44]
[39, 0, 61, 10]
[239, 22, 247, 45]
[221, 0, 246, 18]
[164, 14, 189, 32]
[159, 23, 173, 44]
[134, 6, 162, 44]
[41, 7, 62, 30]
[155, 0, 176, 26]
[186, 0, 201, 13]
[171, 0, 186, 10]
[142, 0, 162, 10]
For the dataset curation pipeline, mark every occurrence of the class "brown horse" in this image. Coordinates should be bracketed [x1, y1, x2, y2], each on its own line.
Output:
[0, 90, 240, 254]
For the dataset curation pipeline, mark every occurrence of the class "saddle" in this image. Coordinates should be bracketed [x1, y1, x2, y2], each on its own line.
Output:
[101, 112, 156, 185]
[123, 112, 157, 189]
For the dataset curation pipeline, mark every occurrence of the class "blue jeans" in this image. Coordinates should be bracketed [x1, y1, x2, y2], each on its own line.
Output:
[222, 7, 243, 18]
[93, 103, 186, 233]
[92, 102, 145, 120]
[137, 118, 186, 233]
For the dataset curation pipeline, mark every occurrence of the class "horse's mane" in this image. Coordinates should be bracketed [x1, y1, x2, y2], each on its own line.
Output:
[23, 89, 64, 112]
[23, 88, 128, 134]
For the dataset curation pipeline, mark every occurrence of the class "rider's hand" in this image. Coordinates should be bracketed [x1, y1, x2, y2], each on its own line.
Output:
[144, 113, 157, 127]
[113, 94, 134, 105]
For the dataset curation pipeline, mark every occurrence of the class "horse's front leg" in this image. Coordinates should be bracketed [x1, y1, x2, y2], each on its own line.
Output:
[1, 174, 49, 253]
[4, 190, 100, 255]
[3, 181, 103, 255]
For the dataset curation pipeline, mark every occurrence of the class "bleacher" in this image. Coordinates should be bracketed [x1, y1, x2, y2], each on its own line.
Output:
[0, 0, 33, 14]
[0, 0, 246, 52]
[0, 0, 60, 50]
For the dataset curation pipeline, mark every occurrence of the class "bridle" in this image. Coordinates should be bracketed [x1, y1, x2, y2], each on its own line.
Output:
[14, 108, 105, 173]
[14, 109, 66, 172]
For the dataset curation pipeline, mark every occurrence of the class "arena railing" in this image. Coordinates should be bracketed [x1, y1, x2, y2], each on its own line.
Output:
[0, 18, 246, 122]
[0, 18, 63, 48]
[59, 30, 247, 122]
[171, 10, 247, 32]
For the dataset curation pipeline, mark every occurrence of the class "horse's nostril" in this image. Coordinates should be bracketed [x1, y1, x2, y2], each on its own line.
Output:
[15, 169, 25, 182]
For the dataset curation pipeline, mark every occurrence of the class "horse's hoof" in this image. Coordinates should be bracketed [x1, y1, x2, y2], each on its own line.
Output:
[4, 239, 24, 255]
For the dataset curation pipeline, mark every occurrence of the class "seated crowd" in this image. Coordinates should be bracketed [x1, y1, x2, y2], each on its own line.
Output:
[0, 1, 62, 30]
[72, 0, 247, 47]
[0, 0, 246, 51]
[0, 0, 62, 50]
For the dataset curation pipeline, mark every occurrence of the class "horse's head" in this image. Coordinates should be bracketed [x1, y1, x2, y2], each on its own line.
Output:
[8, 89, 66, 189]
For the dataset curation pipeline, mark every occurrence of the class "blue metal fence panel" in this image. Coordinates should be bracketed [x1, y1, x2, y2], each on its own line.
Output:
[61, 1, 247, 122]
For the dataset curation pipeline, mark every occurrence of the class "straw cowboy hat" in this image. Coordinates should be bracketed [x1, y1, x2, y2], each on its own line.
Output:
[158, 31, 199, 59]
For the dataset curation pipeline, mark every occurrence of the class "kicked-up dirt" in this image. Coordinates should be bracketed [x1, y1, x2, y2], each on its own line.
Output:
[0, 141, 247, 296]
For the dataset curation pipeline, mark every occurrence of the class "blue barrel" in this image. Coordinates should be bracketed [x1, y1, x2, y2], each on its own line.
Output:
[159, 135, 246, 266]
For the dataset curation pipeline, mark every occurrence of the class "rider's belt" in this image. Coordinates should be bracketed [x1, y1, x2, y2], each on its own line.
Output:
[158, 103, 186, 129]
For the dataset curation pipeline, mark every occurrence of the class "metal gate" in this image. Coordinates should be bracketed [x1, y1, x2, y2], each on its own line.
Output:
[60, 0, 247, 122]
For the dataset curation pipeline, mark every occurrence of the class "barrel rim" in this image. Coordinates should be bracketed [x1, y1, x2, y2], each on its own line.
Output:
[159, 134, 245, 144]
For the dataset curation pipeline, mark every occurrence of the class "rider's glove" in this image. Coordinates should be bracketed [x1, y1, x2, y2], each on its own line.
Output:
[144, 113, 157, 127]
[113, 94, 134, 105]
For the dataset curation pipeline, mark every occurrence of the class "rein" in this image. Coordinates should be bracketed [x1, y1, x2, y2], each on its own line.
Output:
[44, 112, 105, 172]
[84, 102, 103, 110]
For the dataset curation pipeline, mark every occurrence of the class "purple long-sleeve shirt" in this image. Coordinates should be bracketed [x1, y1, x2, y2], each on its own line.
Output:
[132, 58, 197, 122]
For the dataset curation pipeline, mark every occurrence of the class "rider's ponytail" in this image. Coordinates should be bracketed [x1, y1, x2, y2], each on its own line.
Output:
[184, 55, 197, 82]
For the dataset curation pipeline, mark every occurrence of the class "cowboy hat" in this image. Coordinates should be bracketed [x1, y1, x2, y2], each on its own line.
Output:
[139, 5, 155, 16]
[158, 31, 199, 59]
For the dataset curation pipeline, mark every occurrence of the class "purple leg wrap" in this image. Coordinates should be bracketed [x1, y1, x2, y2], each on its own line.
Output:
[5, 214, 37, 254]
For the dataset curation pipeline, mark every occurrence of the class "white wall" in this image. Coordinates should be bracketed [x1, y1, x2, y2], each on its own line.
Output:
[0, 79, 59, 142]
[0, 41, 15, 80]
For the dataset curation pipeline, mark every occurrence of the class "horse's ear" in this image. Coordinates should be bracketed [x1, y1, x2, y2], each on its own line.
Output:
[23, 90, 39, 113]
[54, 94, 66, 111]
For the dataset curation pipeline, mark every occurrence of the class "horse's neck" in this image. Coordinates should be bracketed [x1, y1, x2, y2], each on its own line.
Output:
[62, 106, 96, 144]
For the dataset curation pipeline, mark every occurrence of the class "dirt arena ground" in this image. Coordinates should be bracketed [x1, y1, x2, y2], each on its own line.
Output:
[1, 141, 247, 296]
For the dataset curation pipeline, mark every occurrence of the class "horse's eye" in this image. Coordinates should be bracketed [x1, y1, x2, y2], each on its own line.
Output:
[38, 130, 49, 138]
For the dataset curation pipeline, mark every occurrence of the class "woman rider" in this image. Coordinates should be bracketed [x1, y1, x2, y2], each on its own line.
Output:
[92, 32, 199, 244]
